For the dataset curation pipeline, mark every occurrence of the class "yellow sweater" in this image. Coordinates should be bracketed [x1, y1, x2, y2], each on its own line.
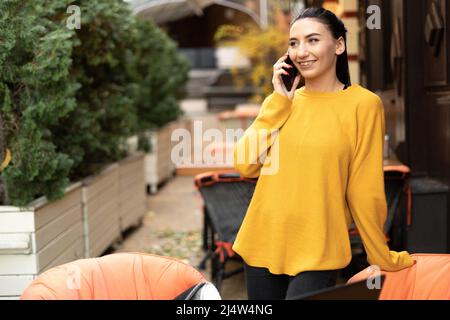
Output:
[232, 84, 414, 276]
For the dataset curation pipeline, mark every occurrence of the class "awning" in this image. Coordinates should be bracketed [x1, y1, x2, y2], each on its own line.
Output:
[126, 0, 216, 24]
[126, 0, 262, 26]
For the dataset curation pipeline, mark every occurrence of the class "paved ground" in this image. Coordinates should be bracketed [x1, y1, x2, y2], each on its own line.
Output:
[113, 98, 247, 300]
[113, 175, 247, 300]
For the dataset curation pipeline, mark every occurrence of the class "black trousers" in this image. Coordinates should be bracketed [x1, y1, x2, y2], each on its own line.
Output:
[244, 262, 339, 300]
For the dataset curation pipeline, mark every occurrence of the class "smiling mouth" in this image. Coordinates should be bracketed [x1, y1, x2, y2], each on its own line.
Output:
[299, 60, 316, 67]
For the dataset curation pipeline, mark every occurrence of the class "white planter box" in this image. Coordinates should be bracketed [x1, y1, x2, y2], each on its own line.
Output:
[169, 118, 191, 173]
[0, 183, 84, 299]
[145, 118, 190, 193]
[82, 164, 121, 258]
[118, 152, 147, 232]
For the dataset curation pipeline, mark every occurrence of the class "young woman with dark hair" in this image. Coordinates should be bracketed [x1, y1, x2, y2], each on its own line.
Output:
[232, 7, 414, 300]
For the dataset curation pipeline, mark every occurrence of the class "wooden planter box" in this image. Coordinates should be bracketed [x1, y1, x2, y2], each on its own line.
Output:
[169, 118, 191, 174]
[218, 104, 260, 131]
[118, 152, 147, 232]
[0, 152, 149, 299]
[0, 183, 84, 299]
[82, 164, 121, 258]
[145, 118, 190, 193]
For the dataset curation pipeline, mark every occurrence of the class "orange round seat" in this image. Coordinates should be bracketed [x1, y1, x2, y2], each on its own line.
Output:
[348, 254, 450, 300]
[21, 253, 207, 300]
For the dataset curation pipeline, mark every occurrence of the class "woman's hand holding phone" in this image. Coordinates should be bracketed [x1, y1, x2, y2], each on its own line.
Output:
[272, 52, 301, 101]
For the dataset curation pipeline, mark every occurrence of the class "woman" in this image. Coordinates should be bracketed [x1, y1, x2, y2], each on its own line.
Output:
[232, 7, 414, 300]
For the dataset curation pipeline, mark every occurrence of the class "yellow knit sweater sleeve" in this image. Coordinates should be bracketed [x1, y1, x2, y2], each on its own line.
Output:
[346, 95, 414, 272]
[233, 91, 293, 178]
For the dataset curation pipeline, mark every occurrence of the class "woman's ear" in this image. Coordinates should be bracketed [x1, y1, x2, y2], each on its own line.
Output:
[335, 36, 346, 56]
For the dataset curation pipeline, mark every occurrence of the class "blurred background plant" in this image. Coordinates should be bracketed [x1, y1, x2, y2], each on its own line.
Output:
[125, 19, 190, 153]
[213, 5, 302, 104]
[49, 0, 140, 181]
[0, 0, 189, 206]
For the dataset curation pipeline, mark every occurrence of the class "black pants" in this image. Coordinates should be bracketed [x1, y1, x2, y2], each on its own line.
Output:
[244, 262, 339, 300]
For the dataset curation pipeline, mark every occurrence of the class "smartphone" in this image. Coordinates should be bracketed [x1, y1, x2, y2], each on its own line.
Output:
[281, 54, 300, 91]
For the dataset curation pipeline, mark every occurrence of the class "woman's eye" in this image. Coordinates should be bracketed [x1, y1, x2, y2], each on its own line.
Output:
[289, 42, 297, 47]
[309, 38, 319, 43]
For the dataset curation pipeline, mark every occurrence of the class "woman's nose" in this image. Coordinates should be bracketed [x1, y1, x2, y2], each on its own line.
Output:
[296, 43, 309, 59]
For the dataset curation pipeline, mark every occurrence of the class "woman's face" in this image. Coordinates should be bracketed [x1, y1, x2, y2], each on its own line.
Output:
[288, 18, 345, 81]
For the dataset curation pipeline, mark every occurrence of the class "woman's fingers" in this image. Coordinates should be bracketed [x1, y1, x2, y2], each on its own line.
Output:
[272, 53, 291, 98]
[275, 69, 289, 76]
[287, 74, 302, 99]
[291, 74, 301, 89]
[273, 63, 289, 72]
[275, 53, 288, 64]
[273, 55, 289, 69]
[294, 73, 302, 88]
[277, 62, 294, 70]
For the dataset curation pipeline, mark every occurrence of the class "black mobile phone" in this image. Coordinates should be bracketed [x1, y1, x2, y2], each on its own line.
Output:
[281, 55, 299, 91]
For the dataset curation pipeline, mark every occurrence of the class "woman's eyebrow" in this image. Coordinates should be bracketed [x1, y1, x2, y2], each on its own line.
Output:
[289, 33, 321, 41]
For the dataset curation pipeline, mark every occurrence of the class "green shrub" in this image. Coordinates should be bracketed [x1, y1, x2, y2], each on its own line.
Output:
[0, 0, 190, 206]
[128, 19, 190, 131]
[0, 0, 76, 206]
[50, 0, 139, 180]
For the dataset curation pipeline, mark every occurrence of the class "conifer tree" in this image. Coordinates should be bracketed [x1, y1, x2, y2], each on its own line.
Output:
[0, 0, 76, 206]
[0, 0, 190, 206]
[127, 19, 190, 131]
[50, 0, 139, 180]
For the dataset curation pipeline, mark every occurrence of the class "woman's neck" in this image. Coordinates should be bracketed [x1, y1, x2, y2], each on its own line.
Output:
[304, 75, 345, 93]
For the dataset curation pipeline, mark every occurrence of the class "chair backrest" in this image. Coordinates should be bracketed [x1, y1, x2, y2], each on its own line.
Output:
[383, 165, 410, 234]
[347, 254, 450, 300]
[21, 253, 206, 300]
[194, 170, 256, 243]
[174, 281, 222, 300]
[349, 165, 410, 241]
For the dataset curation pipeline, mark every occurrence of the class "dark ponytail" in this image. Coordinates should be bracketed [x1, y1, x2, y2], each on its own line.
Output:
[290, 7, 351, 87]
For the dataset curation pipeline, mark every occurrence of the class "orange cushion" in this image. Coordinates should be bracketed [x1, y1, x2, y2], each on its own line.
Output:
[347, 254, 450, 300]
[21, 253, 206, 300]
